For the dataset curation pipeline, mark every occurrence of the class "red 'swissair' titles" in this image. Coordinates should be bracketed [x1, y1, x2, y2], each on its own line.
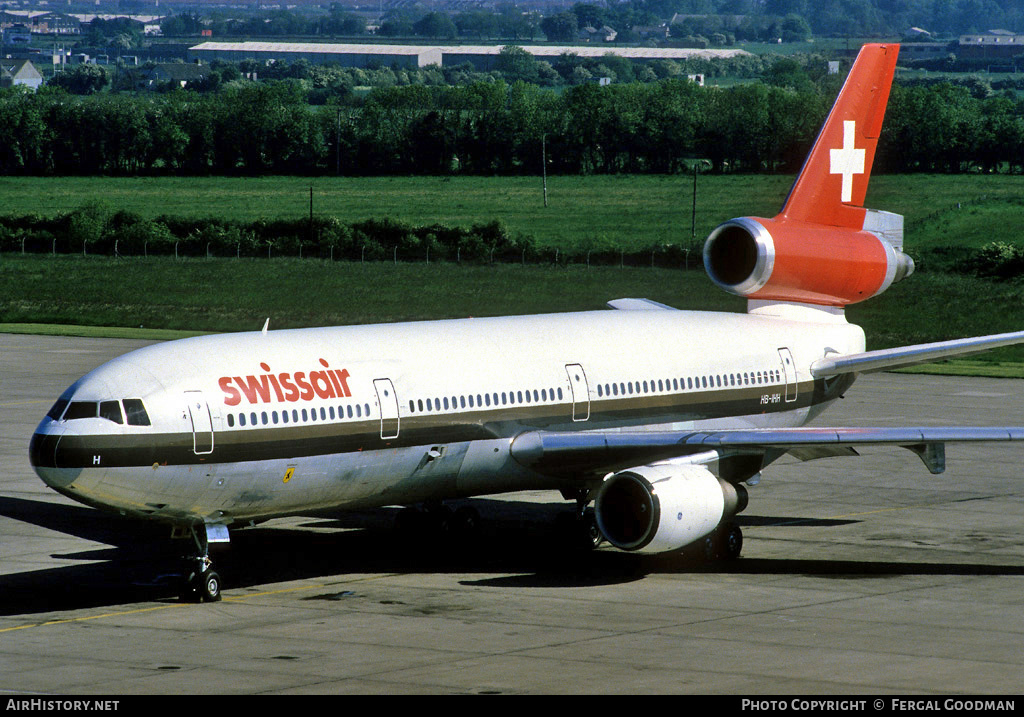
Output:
[219, 360, 352, 406]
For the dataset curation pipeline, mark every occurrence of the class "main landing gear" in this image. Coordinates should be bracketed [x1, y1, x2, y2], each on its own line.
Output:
[177, 525, 223, 603]
[701, 522, 743, 562]
[393, 502, 482, 544]
[555, 489, 604, 552]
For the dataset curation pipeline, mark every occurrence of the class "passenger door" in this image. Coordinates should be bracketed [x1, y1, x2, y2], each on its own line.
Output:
[184, 391, 214, 455]
[373, 378, 400, 439]
[564, 363, 590, 422]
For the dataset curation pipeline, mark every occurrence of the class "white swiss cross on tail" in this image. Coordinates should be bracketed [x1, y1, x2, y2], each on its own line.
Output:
[829, 120, 865, 203]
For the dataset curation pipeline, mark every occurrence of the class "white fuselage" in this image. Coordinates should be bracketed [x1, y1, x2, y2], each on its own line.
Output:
[30, 307, 865, 527]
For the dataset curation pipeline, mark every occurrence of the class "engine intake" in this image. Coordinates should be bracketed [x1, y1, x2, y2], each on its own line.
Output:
[704, 216, 914, 307]
[594, 464, 746, 554]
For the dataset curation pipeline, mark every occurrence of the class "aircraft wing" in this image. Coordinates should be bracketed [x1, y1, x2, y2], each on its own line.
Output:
[811, 330, 1024, 377]
[510, 426, 1024, 477]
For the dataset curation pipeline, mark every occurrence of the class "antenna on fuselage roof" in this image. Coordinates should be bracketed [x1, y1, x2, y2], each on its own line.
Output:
[262, 318, 269, 336]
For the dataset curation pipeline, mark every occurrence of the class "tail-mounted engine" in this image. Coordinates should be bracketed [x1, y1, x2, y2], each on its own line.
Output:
[704, 213, 915, 307]
[702, 44, 912, 309]
[594, 464, 747, 554]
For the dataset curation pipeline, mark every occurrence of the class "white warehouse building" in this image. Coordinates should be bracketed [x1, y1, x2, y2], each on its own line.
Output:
[186, 41, 748, 70]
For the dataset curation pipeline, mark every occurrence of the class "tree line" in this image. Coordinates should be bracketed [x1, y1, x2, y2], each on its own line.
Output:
[2, 74, 1023, 177]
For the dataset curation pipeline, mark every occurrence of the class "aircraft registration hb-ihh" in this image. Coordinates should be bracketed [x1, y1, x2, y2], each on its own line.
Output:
[29, 43, 1024, 602]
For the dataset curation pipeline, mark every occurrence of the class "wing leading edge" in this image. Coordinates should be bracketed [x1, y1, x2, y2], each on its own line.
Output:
[510, 426, 1024, 477]
[811, 330, 1024, 377]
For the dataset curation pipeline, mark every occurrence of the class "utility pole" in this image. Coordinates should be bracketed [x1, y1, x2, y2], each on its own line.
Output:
[542, 134, 548, 208]
[691, 163, 698, 244]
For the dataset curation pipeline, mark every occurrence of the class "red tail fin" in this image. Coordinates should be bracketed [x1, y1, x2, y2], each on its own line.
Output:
[780, 43, 899, 229]
[703, 44, 913, 308]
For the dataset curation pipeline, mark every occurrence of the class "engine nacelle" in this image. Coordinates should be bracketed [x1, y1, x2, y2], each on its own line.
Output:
[594, 464, 747, 554]
[704, 216, 914, 307]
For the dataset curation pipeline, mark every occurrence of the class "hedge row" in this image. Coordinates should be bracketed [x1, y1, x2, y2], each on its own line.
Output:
[0, 205, 705, 268]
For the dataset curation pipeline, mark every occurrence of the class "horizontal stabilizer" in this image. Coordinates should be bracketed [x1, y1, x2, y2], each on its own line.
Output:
[811, 330, 1024, 377]
[606, 298, 678, 311]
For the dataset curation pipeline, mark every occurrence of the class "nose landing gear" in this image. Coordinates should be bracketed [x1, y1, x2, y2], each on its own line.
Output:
[176, 524, 224, 603]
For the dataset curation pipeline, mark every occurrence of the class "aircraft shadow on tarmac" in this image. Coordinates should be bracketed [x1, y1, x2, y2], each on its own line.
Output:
[2, 495, 1022, 616]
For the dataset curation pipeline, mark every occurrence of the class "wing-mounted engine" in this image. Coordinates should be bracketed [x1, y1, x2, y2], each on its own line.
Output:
[703, 43, 913, 309]
[594, 464, 747, 554]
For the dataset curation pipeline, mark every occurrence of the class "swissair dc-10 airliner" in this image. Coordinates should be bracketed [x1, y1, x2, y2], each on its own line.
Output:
[29, 44, 1024, 602]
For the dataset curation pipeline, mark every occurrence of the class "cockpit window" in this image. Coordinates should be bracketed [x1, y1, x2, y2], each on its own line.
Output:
[46, 398, 69, 421]
[53, 398, 148, 425]
[123, 398, 151, 426]
[100, 400, 123, 425]
[63, 401, 98, 421]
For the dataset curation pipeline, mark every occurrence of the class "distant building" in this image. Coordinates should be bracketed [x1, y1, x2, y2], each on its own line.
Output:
[579, 25, 617, 43]
[189, 41, 442, 69]
[0, 58, 43, 89]
[959, 31, 1024, 59]
[33, 12, 81, 35]
[632, 25, 670, 41]
[188, 41, 749, 71]
[2, 22, 32, 45]
[141, 62, 209, 89]
[900, 41, 954, 61]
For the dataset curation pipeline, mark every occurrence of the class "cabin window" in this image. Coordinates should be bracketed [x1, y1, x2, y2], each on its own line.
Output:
[239, 413, 246, 427]
[227, 414, 235, 427]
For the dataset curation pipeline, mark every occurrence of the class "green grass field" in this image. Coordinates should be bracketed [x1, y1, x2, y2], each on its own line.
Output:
[5, 173, 1024, 376]
[4, 174, 1023, 255]
[4, 253, 1024, 374]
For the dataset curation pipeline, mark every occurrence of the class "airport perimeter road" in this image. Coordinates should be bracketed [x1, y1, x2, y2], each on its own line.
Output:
[1, 333, 1023, 695]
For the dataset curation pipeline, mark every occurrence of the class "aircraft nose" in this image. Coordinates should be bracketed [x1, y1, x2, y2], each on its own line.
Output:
[29, 428, 81, 490]
[29, 430, 56, 469]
